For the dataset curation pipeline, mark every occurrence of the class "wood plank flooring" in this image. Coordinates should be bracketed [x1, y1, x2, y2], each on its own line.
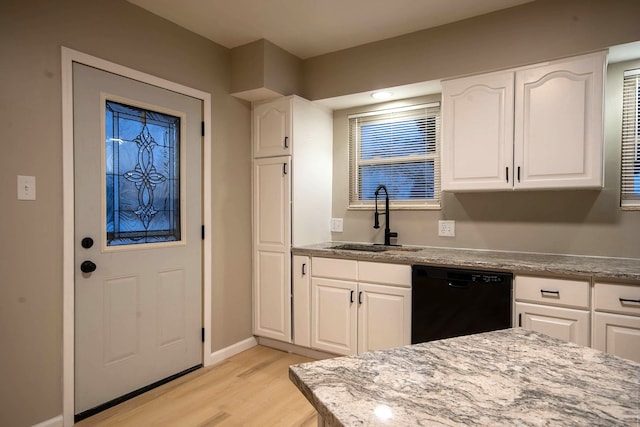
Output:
[76, 345, 318, 426]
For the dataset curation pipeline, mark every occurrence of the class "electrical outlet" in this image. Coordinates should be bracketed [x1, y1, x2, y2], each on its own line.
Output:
[331, 218, 344, 233]
[438, 220, 455, 237]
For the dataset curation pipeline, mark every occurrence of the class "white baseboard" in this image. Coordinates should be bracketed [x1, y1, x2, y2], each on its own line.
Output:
[256, 337, 336, 360]
[32, 415, 63, 427]
[209, 336, 258, 365]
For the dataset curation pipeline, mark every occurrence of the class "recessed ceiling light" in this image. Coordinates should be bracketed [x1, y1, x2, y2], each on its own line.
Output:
[371, 91, 393, 100]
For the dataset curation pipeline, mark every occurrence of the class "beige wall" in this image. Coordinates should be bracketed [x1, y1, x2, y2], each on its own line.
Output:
[331, 59, 640, 258]
[0, 1, 252, 425]
[303, 0, 640, 100]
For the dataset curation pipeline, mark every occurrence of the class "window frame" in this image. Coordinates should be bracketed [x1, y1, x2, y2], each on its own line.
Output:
[621, 68, 640, 210]
[348, 102, 441, 210]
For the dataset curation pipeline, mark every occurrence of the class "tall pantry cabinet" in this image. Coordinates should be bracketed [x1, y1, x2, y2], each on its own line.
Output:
[252, 95, 333, 342]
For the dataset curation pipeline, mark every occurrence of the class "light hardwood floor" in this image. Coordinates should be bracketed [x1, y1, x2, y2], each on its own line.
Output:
[76, 345, 318, 426]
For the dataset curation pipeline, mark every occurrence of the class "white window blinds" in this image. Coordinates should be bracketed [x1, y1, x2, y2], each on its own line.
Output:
[348, 103, 440, 208]
[621, 68, 640, 208]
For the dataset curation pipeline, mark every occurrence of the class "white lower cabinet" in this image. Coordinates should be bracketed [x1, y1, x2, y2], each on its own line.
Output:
[514, 275, 590, 346]
[292, 255, 311, 347]
[357, 282, 411, 355]
[515, 302, 590, 346]
[593, 313, 640, 363]
[310, 257, 411, 356]
[311, 277, 358, 355]
[593, 281, 640, 363]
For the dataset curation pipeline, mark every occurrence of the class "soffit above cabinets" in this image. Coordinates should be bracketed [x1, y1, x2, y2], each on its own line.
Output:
[127, 0, 533, 59]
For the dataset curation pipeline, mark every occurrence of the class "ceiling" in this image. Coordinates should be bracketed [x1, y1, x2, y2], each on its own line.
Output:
[128, 0, 534, 59]
[127, 0, 639, 110]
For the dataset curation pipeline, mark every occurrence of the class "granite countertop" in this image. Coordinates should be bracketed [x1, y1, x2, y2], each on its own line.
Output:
[293, 242, 640, 282]
[289, 329, 640, 426]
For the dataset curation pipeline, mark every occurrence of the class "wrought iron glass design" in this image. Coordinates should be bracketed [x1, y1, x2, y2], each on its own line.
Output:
[106, 100, 181, 246]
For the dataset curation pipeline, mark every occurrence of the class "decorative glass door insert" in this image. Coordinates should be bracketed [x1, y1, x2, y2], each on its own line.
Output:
[105, 99, 183, 247]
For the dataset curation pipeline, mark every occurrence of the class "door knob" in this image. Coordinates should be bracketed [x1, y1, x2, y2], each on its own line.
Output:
[80, 260, 97, 273]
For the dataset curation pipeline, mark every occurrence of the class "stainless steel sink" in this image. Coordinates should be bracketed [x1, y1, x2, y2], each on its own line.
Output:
[330, 243, 422, 253]
[331, 243, 388, 252]
[384, 246, 422, 252]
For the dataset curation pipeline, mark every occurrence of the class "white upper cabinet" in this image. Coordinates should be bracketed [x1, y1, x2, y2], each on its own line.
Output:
[253, 97, 292, 158]
[442, 71, 515, 191]
[442, 51, 606, 191]
[514, 53, 605, 189]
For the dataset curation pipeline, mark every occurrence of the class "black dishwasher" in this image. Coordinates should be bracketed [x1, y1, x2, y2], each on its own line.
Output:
[411, 265, 512, 344]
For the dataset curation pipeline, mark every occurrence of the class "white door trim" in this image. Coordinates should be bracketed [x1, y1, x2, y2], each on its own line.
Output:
[61, 47, 213, 427]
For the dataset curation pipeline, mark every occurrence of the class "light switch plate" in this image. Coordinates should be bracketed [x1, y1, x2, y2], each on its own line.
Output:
[438, 220, 455, 237]
[331, 218, 344, 233]
[17, 175, 36, 200]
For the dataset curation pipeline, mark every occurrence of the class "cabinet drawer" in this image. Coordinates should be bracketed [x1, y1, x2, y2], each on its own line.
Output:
[312, 257, 358, 281]
[514, 275, 589, 309]
[358, 262, 411, 287]
[594, 282, 640, 316]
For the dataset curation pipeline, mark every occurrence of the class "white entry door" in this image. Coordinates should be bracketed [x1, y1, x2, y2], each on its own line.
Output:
[73, 63, 202, 415]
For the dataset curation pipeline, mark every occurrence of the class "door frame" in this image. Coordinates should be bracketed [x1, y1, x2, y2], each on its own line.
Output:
[61, 47, 213, 427]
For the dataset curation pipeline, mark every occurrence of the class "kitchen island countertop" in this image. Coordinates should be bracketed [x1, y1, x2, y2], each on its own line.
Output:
[289, 328, 640, 426]
[293, 242, 640, 281]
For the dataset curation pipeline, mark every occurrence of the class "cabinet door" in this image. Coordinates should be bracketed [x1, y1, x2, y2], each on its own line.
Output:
[253, 97, 291, 158]
[441, 71, 514, 191]
[253, 157, 291, 342]
[514, 52, 605, 189]
[357, 283, 411, 354]
[593, 312, 640, 363]
[515, 302, 590, 346]
[311, 278, 357, 355]
[293, 255, 311, 347]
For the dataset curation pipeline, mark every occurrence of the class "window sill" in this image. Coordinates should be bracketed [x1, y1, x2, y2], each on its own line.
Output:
[348, 203, 441, 211]
[620, 205, 640, 211]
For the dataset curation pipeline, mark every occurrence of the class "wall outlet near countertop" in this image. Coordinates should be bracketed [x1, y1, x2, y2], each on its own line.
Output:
[331, 218, 344, 233]
[438, 220, 455, 237]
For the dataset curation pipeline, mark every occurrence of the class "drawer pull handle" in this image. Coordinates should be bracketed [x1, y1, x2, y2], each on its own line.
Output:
[619, 297, 640, 304]
[540, 289, 560, 296]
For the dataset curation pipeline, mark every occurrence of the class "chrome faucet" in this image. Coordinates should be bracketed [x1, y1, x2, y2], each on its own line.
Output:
[373, 184, 398, 246]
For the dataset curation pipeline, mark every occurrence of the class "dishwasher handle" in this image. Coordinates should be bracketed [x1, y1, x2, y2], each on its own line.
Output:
[448, 280, 471, 289]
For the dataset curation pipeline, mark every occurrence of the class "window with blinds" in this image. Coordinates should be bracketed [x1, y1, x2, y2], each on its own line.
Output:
[348, 103, 440, 209]
[621, 68, 640, 209]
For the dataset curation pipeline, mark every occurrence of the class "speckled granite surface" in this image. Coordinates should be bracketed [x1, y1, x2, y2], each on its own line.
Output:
[293, 242, 640, 281]
[289, 329, 640, 427]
